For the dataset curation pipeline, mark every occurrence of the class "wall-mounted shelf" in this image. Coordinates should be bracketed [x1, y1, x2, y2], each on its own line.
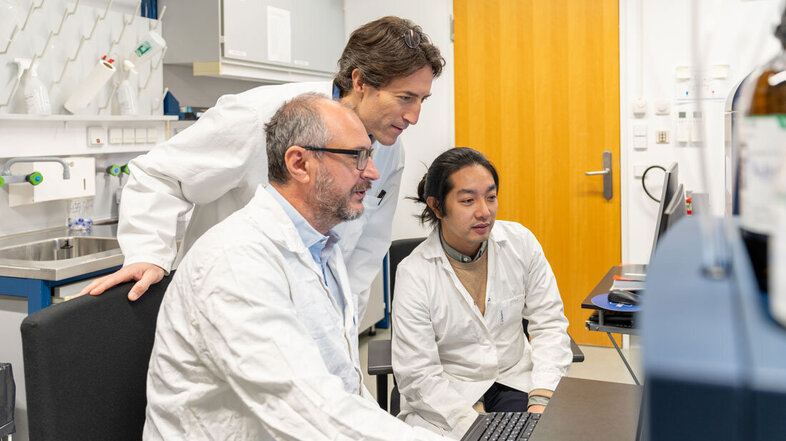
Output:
[0, 114, 178, 122]
[192, 60, 333, 84]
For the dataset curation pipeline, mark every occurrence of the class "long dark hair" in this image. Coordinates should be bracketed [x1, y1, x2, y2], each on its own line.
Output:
[414, 147, 499, 227]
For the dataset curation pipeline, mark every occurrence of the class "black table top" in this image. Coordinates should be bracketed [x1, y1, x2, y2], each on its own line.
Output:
[530, 377, 642, 441]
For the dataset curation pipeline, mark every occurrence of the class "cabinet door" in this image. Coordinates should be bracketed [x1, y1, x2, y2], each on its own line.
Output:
[222, 0, 344, 74]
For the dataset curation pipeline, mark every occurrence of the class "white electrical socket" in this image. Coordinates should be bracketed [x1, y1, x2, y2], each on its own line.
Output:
[632, 98, 647, 117]
[633, 136, 648, 150]
[655, 100, 670, 115]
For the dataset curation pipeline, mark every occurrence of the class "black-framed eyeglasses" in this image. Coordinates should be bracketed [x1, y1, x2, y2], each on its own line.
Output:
[403, 29, 421, 49]
[303, 146, 375, 171]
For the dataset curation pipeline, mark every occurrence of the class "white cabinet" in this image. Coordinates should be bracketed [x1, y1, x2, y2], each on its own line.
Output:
[161, 0, 345, 83]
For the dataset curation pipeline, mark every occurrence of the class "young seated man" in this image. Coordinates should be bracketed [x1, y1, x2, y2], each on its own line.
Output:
[391, 147, 572, 438]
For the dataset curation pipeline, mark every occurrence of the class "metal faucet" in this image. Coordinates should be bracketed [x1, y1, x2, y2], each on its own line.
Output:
[0, 157, 71, 186]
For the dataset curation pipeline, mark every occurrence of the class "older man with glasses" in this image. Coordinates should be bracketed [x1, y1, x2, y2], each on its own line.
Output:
[143, 93, 458, 441]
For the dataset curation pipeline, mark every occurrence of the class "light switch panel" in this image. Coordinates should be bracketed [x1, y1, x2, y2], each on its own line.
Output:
[109, 128, 123, 144]
[135, 128, 147, 143]
[146, 127, 159, 144]
[87, 127, 106, 147]
[123, 128, 135, 144]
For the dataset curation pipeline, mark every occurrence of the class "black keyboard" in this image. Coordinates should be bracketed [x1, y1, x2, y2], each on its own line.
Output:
[460, 412, 541, 441]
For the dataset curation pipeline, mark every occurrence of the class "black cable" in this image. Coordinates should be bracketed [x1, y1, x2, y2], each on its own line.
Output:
[641, 165, 666, 202]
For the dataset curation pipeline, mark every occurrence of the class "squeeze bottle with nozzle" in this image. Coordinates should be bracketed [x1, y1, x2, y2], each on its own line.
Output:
[23, 62, 51, 115]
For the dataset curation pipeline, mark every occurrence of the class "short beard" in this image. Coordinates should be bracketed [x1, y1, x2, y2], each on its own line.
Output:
[313, 165, 368, 224]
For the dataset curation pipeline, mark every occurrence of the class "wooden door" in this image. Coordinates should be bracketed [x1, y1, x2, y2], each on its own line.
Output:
[454, 0, 621, 346]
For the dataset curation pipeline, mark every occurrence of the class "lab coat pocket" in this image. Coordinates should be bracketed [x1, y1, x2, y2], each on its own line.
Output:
[497, 295, 525, 329]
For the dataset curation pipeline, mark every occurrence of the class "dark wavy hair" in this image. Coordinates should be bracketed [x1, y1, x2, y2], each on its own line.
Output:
[333, 16, 445, 97]
[414, 147, 500, 227]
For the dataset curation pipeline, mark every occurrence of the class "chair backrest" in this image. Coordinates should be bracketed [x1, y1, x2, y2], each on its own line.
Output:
[388, 237, 426, 302]
[0, 363, 14, 437]
[20, 274, 174, 441]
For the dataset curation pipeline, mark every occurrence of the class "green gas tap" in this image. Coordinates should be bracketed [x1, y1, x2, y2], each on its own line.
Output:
[0, 171, 43, 187]
[106, 164, 122, 176]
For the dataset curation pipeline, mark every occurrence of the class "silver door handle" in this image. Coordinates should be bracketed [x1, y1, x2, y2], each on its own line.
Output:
[584, 150, 613, 200]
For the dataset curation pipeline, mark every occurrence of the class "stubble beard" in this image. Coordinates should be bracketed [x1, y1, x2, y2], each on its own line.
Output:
[313, 165, 368, 224]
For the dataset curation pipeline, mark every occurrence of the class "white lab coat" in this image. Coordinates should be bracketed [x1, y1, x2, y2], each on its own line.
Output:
[144, 185, 453, 441]
[391, 221, 572, 438]
[118, 81, 404, 320]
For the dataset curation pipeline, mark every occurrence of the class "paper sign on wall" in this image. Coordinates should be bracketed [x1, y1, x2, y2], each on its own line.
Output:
[267, 6, 292, 64]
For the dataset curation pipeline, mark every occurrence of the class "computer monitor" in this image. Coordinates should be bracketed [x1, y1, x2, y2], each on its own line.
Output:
[664, 184, 687, 231]
[650, 162, 680, 259]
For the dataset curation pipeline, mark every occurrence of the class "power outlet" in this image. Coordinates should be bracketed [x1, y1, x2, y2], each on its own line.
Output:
[655, 130, 670, 144]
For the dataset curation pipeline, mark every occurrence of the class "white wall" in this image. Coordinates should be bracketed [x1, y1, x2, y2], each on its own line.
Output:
[620, 0, 783, 263]
[344, 0, 455, 242]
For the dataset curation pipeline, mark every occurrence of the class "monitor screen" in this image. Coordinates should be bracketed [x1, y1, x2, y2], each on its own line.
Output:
[664, 184, 687, 231]
[650, 162, 680, 259]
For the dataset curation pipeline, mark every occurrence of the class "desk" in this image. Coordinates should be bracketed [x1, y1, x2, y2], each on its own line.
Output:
[530, 377, 641, 441]
[582, 266, 639, 384]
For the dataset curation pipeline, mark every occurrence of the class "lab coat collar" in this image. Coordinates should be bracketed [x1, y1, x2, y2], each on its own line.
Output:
[249, 185, 312, 254]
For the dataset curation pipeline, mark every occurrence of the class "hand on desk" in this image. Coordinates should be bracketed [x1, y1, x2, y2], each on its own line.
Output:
[527, 404, 545, 414]
[77, 262, 165, 301]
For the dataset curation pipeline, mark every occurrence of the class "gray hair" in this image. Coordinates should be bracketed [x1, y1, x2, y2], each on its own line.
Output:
[265, 92, 331, 184]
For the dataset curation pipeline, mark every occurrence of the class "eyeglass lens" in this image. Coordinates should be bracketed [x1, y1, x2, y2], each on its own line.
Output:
[357, 148, 371, 170]
[403, 29, 421, 49]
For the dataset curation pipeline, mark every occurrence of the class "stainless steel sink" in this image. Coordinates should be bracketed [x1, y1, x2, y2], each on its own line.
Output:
[0, 225, 124, 280]
[0, 237, 120, 261]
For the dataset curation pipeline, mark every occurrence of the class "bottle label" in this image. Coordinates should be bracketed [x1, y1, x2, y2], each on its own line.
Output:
[739, 115, 786, 234]
[135, 41, 152, 57]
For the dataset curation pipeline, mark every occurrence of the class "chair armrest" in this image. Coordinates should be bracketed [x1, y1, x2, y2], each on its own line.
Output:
[570, 335, 585, 363]
[367, 339, 393, 376]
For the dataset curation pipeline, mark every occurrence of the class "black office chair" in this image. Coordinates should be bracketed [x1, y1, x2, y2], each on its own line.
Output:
[367, 238, 585, 414]
[0, 363, 15, 440]
[20, 274, 174, 441]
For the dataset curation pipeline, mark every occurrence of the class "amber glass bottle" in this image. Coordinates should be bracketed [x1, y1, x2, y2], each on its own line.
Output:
[739, 10, 786, 326]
